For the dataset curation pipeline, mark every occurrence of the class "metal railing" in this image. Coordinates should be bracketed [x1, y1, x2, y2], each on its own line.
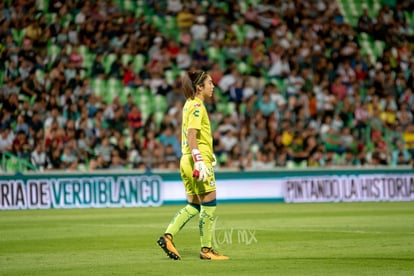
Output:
[1, 152, 38, 173]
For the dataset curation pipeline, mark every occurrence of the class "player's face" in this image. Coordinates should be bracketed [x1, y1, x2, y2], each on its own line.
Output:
[201, 75, 214, 98]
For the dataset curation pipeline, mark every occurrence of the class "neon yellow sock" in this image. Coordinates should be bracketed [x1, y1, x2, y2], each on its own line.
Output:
[199, 205, 216, 248]
[165, 204, 199, 237]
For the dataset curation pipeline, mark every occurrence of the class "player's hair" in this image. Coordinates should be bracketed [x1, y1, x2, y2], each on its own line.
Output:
[181, 70, 207, 99]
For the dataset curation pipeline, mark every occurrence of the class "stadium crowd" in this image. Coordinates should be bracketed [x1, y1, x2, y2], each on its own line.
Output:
[0, 0, 414, 172]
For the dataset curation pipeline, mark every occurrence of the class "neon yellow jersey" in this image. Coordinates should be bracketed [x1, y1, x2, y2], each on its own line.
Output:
[181, 97, 213, 162]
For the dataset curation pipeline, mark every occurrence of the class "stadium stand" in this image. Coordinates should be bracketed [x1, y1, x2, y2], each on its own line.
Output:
[0, 0, 414, 173]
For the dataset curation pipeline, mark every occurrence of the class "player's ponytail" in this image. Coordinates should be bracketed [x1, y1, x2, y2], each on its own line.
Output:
[181, 70, 207, 99]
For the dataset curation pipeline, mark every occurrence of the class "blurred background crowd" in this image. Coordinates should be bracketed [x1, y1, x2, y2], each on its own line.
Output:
[1, 0, 414, 172]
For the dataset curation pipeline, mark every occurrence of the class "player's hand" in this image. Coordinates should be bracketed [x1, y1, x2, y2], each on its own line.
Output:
[193, 161, 208, 181]
[212, 154, 217, 167]
[192, 149, 208, 182]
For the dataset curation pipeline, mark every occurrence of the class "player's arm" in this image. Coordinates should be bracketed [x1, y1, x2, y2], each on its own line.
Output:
[187, 128, 199, 152]
[188, 128, 208, 181]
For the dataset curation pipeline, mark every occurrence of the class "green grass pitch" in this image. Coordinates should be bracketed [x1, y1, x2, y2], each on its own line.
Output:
[1, 202, 414, 275]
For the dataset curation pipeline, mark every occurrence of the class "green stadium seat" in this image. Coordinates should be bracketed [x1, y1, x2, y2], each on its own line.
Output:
[0, 70, 4, 86]
[82, 53, 96, 77]
[35, 69, 45, 84]
[357, 33, 382, 63]
[404, 11, 414, 26]
[374, 40, 385, 58]
[217, 102, 236, 116]
[78, 44, 89, 56]
[122, 54, 133, 66]
[64, 44, 73, 55]
[216, 2, 229, 13]
[151, 15, 164, 29]
[47, 43, 61, 65]
[164, 69, 175, 85]
[36, 0, 49, 12]
[269, 78, 288, 96]
[91, 78, 107, 98]
[4, 153, 35, 172]
[159, 16, 179, 38]
[132, 87, 153, 121]
[206, 47, 227, 70]
[103, 53, 117, 74]
[207, 46, 220, 62]
[121, 86, 135, 105]
[239, 1, 248, 13]
[135, 86, 149, 96]
[153, 95, 168, 113]
[124, 135, 132, 149]
[155, 111, 165, 126]
[132, 86, 147, 106]
[140, 105, 152, 122]
[237, 60, 252, 75]
[135, 2, 144, 17]
[133, 54, 145, 73]
[45, 13, 56, 24]
[106, 78, 123, 103]
[18, 94, 37, 105]
[6, 156, 20, 172]
[122, 0, 137, 12]
[108, 78, 122, 90]
[11, 28, 26, 47]
[60, 13, 73, 28]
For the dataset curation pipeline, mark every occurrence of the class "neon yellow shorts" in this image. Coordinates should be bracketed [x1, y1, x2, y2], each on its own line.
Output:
[180, 154, 216, 195]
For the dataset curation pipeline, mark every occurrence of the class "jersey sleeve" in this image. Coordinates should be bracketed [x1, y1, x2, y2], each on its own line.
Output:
[187, 102, 202, 130]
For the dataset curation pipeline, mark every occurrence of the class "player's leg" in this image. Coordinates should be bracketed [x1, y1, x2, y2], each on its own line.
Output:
[157, 195, 200, 260]
[157, 155, 200, 260]
[198, 190, 216, 249]
[163, 194, 200, 239]
[196, 169, 229, 260]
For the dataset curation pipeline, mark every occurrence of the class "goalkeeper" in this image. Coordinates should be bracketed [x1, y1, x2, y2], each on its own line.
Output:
[157, 70, 229, 261]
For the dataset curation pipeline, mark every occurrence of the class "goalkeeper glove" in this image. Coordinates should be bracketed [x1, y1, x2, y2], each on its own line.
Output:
[192, 149, 208, 182]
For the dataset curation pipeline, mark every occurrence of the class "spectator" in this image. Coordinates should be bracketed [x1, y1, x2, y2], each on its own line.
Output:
[28, 112, 43, 137]
[225, 144, 243, 170]
[44, 107, 66, 130]
[357, 7, 373, 34]
[164, 144, 179, 170]
[190, 15, 208, 52]
[0, 126, 14, 154]
[220, 129, 239, 154]
[88, 154, 105, 171]
[158, 124, 181, 158]
[48, 147, 63, 170]
[123, 61, 143, 87]
[109, 150, 125, 170]
[94, 136, 113, 165]
[31, 142, 49, 171]
[21, 69, 41, 98]
[258, 90, 277, 117]
[14, 114, 30, 136]
[286, 67, 304, 99]
[166, 81, 186, 107]
[75, 5, 88, 25]
[109, 55, 123, 78]
[268, 54, 290, 78]
[391, 140, 412, 166]
[218, 67, 239, 95]
[1, 0, 413, 172]
[176, 6, 194, 30]
[12, 130, 30, 160]
[91, 53, 105, 78]
[127, 103, 142, 133]
[176, 46, 192, 70]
